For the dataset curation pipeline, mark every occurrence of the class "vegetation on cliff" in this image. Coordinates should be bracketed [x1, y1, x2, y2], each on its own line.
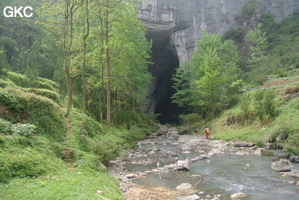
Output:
[173, 10, 299, 154]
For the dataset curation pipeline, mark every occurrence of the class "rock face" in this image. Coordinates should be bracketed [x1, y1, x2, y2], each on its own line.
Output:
[271, 159, 294, 172]
[139, 0, 299, 64]
[138, 0, 299, 113]
[230, 192, 248, 199]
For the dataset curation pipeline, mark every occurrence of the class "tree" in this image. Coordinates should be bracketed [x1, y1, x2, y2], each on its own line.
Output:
[173, 31, 242, 120]
[246, 23, 268, 68]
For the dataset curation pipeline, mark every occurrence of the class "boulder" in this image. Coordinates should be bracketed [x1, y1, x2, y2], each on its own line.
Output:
[156, 125, 168, 136]
[248, 142, 255, 147]
[176, 183, 192, 192]
[176, 160, 190, 171]
[271, 159, 294, 172]
[230, 192, 248, 199]
[166, 151, 178, 156]
[254, 148, 265, 155]
[261, 149, 274, 156]
[279, 169, 299, 178]
[290, 154, 299, 163]
[233, 140, 249, 147]
[166, 127, 179, 137]
[125, 174, 135, 179]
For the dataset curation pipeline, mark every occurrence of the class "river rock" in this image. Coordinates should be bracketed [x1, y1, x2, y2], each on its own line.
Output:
[167, 127, 179, 137]
[176, 195, 200, 200]
[230, 192, 248, 199]
[125, 174, 135, 179]
[166, 150, 178, 156]
[263, 142, 276, 149]
[156, 125, 168, 136]
[248, 142, 255, 147]
[279, 169, 299, 178]
[271, 159, 294, 172]
[176, 160, 190, 171]
[176, 183, 192, 192]
[290, 154, 299, 163]
[296, 181, 299, 186]
[253, 148, 265, 155]
[233, 140, 249, 147]
[261, 149, 274, 156]
[235, 149, 250, 156]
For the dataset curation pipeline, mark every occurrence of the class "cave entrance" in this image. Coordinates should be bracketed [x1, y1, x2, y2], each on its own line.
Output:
[154, 50, 183, 125]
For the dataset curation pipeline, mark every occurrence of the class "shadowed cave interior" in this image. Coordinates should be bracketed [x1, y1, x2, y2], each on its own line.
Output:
[149, 42, 184, 125]
[154, 51, 182, 124]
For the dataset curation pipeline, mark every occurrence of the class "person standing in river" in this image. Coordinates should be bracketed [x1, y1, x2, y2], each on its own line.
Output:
[204, 126, 210, 139]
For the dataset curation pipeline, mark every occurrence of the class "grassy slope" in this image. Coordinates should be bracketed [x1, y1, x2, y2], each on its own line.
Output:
[0, 72, 128, 199]
[212, 16, 299, 154]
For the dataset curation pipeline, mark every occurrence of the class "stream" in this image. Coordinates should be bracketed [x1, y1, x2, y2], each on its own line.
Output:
[113, 132, 299, 200]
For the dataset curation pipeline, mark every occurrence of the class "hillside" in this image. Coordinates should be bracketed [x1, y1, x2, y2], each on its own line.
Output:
[210, 15, 299, 154]
[0, 71, 155, 199]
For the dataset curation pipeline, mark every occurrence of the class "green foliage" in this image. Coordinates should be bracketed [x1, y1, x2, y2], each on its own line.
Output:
[0, 134, 65, 183]
[284, 132, 299, 155]
[179, 113, 203, 132]
[236, 1, 260, 24]
[191, 31, 242, 118]
[0, 87, 65, 141]
[0, 119, 37, 137]
[222, 26, 244, 43]
[0, 170, 122, 200]
[172, 62, 197, 111]
[239, 93, 251, 124]
[246, 24, 268, 67]
[275, 68, 287, 78]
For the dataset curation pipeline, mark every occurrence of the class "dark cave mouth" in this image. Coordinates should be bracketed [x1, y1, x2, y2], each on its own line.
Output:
[154, 50, 183, 125]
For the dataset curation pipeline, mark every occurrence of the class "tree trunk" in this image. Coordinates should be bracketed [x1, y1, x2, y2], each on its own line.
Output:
[105, 6, 111, 127]
[82, 0, 90, 114]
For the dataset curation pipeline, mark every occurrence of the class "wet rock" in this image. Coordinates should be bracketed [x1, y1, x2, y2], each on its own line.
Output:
[167, 127, 179, 137]
[176, 183, 192, 192]
[263, 142, 277, 149]
[253, 148, 265, 155]
[233, 140, 249, 147]
[248, 142, 255, 147]
[288, 181, 295, 184]
[191, 174, 201, 177]
[176, 160, 190, 171]
[290, 153, 299, 163]
[235, 149, 250, 156]
[271, 159, 294, 172]
[156, 125, 168, 136]
[167, 151, 178, 156]
[125, 174, 135, 179]
[176, 195, 200, 200]
[230, 192, 248, 199]
[208, 148, 223, 156]
[206, 194, 212, 198]
[261, 149, 274, 156]
[279, 169, 299, 178]
[296, 181, 299, 186]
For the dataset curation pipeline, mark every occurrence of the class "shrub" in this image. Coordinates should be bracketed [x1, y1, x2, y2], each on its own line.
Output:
[0, 87, 65, 141]
[0, 119, 37, 137]
[276, 68, 287, 78]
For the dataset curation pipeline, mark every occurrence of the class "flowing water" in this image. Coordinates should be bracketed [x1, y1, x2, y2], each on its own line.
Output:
[125, 135, 299, 200]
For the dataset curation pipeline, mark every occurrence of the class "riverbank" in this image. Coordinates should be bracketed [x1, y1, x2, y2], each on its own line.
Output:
[111, 126, 299, 200]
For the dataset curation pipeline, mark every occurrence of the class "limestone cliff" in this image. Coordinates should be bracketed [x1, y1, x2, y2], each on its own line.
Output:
[139, 0, 299, 115]
[139, 0, 299, 64]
